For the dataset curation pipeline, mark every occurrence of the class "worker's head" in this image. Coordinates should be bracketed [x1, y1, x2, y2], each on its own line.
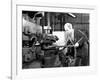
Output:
[64, 23, 73, 31]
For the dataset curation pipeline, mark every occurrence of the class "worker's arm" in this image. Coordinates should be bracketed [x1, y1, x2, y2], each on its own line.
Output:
[74, 30, 89, 48]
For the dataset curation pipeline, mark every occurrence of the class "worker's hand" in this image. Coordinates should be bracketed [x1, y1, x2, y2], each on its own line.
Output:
[75, 42, 79, 47]
[59, 47, 64, 50]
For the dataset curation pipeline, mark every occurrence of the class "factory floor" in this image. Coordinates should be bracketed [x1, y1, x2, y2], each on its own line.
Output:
[23, 60, 42, 69]
[22, 54, 78, 69]
[22, 55, 61, 69]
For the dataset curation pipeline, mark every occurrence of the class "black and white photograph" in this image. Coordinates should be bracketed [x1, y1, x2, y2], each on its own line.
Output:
[11, 1, 97, 79]
[0, 0, 99, 80]
[22, 11, 89, 69]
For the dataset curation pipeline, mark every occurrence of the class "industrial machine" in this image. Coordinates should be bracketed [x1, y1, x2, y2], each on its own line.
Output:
[22, 11, 77, 68]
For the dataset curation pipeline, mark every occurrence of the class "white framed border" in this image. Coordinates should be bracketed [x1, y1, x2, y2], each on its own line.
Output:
[11, 1, 97, 80]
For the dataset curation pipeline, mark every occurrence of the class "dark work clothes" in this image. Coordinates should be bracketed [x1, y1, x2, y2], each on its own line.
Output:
[74, 30, 89, 66]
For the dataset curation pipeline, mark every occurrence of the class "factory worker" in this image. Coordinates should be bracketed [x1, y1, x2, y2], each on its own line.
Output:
[74, 29, 89, 66]
[64, 23, 89, 66]
[58, 23, 75, 67]
[64, 23, 74, 45]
